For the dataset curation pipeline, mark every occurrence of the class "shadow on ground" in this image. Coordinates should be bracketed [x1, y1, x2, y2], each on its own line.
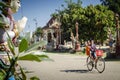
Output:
[105, 57, 120, 62]
[60, 69, 89, 73]
[104, 52, 120, 62]
[43, 50, 71, 54]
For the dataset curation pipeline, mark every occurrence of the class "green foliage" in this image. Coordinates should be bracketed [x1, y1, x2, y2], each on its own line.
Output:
[19, 66, 27, 80]
[0, 14, 9, 28]
[7, 32, 15, 55]
[0, 1, 48, 80]
[0, 71, 5, 80]
[34, 27, 43, 37]
[30, 76, 40, 80]
[19, 53, 45, 62]
[25, 40, 47, 52]
[24, 31, 32, 43]
[100, 0, 120, 16]
[0, 38, 49, 80]
[19, 38, 28, 53]
[51, 0, 115, 43]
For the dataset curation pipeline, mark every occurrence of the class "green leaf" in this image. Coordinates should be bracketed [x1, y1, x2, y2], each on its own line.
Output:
[0, 70, 6, 80]
[24, 32, 31, 42]
[18, 54, 42, 62]
[19, 66, 27, 80]
[36, 55, 49, 60]
[0, 14, 9, 27]
[30, 76, 40, 80]
[0, 72, 4, 80]
[7, 39, 15, 55]
[25, 40, 47, 52]
[7, 32, 15, 55]
[36, 55, 53, 61]
[19, 38, 28, 53]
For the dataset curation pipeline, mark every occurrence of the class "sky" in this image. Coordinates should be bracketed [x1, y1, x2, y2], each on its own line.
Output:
[13, 0, 101, 32]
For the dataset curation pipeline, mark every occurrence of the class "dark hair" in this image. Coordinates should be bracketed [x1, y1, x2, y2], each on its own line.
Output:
[2, 0, 20, 3]
[2, 0, 11, 2]
[1, 0, 11, 16]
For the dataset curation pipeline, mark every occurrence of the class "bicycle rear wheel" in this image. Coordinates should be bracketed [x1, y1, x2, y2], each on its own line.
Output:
[86, 56, 94, 71]
[96, 57, 105, 73]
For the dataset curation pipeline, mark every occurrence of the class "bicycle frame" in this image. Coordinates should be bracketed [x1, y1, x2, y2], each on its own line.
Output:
[86, 55, 105, 73]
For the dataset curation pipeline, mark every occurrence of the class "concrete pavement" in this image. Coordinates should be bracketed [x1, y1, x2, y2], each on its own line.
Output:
[19, 52, 120, 80]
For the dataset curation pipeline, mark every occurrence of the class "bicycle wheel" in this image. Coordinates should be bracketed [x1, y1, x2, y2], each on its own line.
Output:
[96, 57, 105, 73]
[86, 56, 94, 71]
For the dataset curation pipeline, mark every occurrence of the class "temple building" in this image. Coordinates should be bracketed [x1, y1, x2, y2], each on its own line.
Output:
[42, 17, 61, 51]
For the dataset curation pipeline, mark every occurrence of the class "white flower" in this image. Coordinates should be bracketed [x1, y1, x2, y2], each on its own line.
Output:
[16, 16, 28, 33]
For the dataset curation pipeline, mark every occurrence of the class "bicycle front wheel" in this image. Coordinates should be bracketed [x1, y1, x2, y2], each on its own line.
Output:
[86, 56, 94, 71]
[96, 57, 105, 73]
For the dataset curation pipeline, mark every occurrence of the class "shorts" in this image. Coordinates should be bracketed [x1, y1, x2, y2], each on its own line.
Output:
[90, 51, 96, 59]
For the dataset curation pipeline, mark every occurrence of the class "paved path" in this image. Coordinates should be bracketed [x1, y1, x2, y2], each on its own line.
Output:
[19, 52, 120, 80]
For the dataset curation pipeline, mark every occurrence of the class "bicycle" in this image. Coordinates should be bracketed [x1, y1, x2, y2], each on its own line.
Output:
[86, 49, 105, 73]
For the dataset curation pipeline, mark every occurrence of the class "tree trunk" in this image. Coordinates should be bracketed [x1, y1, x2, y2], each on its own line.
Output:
[115, 13, 120, 57]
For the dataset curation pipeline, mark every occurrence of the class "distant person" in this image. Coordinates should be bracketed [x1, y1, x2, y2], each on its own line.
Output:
[109, 39, 113, 52]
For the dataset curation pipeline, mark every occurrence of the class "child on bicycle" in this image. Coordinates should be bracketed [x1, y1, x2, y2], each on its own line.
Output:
[85, 40, 91, 56]
[90, 40, 97, 67]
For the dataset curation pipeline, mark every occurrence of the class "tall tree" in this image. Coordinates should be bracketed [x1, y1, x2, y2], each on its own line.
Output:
[100, 0, 120, 16]
[82, 5, 115, 42]
[51, 0, 115, 44]
[35, 27, 43, 37]
[101, 0, 120, 56]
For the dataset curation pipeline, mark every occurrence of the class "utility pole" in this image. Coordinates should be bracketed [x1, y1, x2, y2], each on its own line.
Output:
[33, 18, 38, 43]
[33, 18, 38, 28]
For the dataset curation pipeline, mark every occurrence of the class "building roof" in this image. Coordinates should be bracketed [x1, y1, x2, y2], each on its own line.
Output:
[42, 17, 61, 30]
